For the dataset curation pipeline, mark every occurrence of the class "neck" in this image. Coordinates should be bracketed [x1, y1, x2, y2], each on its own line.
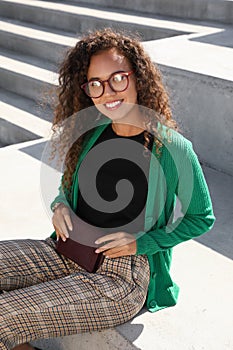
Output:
[111, 109, 146, 136]
[111, 122, 145, 137]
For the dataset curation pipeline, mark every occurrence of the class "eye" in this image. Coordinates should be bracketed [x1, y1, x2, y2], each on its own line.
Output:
[89, 80, 101, 87]
[112, 73, 126, 83]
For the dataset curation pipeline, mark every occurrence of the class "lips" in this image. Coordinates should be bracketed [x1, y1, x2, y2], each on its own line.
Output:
[104, 99, 123, 110]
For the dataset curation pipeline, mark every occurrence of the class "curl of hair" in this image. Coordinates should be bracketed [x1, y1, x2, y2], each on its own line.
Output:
[50, 28, 178, 198]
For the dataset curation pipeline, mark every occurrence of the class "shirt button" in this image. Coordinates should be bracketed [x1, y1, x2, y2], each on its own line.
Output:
[149, 300, 157, 308]
[152, 272, 157, 279]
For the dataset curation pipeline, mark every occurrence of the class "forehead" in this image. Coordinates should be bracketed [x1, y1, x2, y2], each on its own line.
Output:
[87, 49, 131, 79]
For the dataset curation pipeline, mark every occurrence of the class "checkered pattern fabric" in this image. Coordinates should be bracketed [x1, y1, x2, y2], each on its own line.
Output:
[0, 238, 149, 350]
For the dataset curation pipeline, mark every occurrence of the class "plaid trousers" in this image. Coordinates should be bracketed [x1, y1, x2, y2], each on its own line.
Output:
[0, 238, 150, 350]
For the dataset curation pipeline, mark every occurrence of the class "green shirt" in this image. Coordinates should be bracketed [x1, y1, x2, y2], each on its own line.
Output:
[51, 120, 215, 312]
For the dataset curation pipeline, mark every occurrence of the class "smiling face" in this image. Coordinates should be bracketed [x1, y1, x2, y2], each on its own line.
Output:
[87, 48, 140, 124]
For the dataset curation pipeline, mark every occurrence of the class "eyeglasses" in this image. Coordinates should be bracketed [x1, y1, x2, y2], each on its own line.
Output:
[81, 71, 134, 98]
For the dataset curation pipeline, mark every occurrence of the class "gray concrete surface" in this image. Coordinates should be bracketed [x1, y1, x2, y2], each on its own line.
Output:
[71, 0, 233, 25]
[158, 64, 233, 176]
[0, 48, 57, 101]
[0, 138, 232, 350]
[0, 1, 233, 349]
[0, 0, 187, 39]
[0, 88, 52, 146]
[0, 0, 232, 175]
[0, 19, 76, 64]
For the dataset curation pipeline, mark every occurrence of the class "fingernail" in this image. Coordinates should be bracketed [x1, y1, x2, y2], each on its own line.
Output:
[62, 237, 66, 242]
[95, 249, 99, 253]
[95, 240, 99, 244]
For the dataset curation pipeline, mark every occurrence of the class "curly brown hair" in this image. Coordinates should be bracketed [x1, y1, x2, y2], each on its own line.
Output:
[50, 28, 178, 199]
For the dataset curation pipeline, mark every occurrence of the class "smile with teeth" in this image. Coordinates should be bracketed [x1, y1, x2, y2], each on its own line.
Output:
[105, 100, 123, 109]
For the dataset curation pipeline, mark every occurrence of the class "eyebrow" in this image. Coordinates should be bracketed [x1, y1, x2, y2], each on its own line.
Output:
[88, 70, 128, 81]
[88, 76, 101, 81]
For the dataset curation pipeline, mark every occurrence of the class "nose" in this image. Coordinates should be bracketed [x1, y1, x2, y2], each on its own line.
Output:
[103, 81, 116, 96]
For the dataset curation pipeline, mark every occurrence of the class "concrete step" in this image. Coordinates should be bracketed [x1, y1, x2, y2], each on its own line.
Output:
[0, 0, 189, 41]
[0, 36, 232, 177]
[0, 0, 191, 153]
[0, 88, 52, 145]
[144, 33, 233, 176]
[0, 2, 232, 350]
[69, 0, 233, 25]
[0, 88, 53, 123]
[1, 136, 232, 349]
[0, 17, 78, 64]
[0, 48, 57, 101]
[0, 0, 232, 177]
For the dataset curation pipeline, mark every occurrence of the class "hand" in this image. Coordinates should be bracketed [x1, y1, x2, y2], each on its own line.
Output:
[52, 203, 73, 242]
[95, 232, 137, 258]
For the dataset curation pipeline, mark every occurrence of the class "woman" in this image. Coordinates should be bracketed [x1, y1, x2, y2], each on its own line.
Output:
[0, 28, 215, 350]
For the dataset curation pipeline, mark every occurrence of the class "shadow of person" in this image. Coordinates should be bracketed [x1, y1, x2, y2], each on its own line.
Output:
[116, 306, 147, 342]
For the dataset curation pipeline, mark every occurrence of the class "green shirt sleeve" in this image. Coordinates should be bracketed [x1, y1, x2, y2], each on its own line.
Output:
[136, 138, 215, 255]
[50, 174, 71, 211]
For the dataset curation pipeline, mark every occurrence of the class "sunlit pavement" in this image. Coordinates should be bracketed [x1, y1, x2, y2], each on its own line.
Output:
[0, 139, 232, 350]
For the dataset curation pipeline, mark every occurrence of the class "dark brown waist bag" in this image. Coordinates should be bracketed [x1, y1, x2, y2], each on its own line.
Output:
[56, 211, 105, 273]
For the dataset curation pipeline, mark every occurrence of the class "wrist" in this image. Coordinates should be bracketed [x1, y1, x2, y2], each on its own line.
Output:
[51, 202, 62, 212]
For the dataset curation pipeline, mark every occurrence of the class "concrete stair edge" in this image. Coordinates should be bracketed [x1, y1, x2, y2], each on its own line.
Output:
[0, 0, 200, 40]
[0, 1, 232, 172]
[0, 87, 52, 146]
[0, 18, 77, 63]
[63, 0, 233, 25]
[1, 136, 232, 349]
[0, 49, 57, 100]
[0, 3, 232, 349]
[32, 327, 140, 350]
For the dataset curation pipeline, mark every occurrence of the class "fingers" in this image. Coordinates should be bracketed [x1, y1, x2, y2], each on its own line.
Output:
[102, 241, 137, 258]
[52, 204, 72, 242]
[95, 232, 125, 245]
[58, 220, 70, 240]
[95, 238, 128, 253]
[95, 232, 134, 252]
[64, 212, 73, 231]
[54, 225, 68, 242]
[95, 232, 136, 257]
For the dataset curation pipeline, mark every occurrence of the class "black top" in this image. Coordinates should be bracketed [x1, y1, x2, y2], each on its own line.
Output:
[76, 123, 153, 234]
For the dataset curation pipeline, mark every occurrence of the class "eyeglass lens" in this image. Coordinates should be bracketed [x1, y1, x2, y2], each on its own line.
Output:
[85, 72, 129, 98]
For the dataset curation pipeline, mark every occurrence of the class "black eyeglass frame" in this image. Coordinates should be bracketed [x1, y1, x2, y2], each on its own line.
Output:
[81, 70, 134, 98]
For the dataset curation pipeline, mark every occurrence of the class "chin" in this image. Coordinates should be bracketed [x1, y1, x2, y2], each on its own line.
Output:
[96, 102, 138, 122]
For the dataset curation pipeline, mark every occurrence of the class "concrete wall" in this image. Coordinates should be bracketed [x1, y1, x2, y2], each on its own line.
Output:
[160, 65, 233, 176]
[74, 0, 233, 25]
[1, 0, 232, 176]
